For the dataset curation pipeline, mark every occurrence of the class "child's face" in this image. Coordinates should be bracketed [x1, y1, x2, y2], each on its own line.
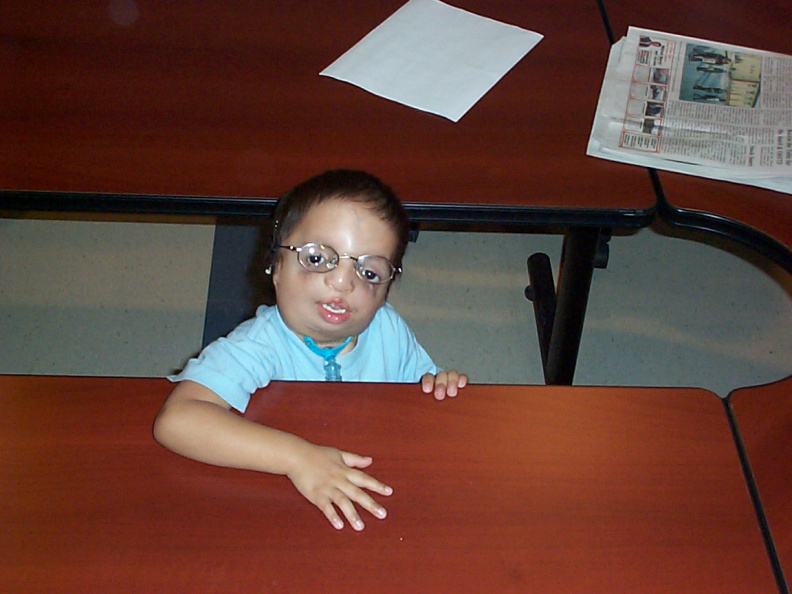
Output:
[272, 198, 398, 346]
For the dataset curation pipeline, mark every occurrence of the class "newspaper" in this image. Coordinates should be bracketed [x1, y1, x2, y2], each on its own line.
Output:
[588, 26, 792, 195]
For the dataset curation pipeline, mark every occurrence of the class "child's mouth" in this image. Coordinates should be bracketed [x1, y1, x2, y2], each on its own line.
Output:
[319, 301, 351, 324]
[322, 302, 347, 315]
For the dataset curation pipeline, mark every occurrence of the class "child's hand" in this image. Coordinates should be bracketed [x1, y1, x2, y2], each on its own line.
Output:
[287, 443, 393, 531]
[421, 370, 468, 400]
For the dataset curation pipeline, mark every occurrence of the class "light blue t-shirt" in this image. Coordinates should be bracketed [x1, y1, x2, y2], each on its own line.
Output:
[170, 303, 438, 412]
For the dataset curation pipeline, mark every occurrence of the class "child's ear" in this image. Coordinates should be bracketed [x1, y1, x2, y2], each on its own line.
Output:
[270, 259, 282, 291]
[265, 251, 281, 277]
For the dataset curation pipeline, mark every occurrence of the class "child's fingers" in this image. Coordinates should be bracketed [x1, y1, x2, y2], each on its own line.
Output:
[428, 376, 448, 399]
[424, 372, 446, 400]
[443, 371, 469, 397]
[445, 371, 461, 397]
[339, 453, 394, 497]
[422, 371, 468, 399]
[317, 472, 391, 531]
[320, 501, 346, 530]
[421, 372, 435, 394]
[340, 451, 373, 469]
[319, 491, 386, 532]
[343, 484, 389, 527]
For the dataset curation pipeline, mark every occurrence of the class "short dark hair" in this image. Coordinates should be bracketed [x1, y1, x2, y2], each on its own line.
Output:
[269, 170, 410, 277]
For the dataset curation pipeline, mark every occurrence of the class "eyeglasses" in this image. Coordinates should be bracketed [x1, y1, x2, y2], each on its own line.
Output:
[277, 243, 400, 285]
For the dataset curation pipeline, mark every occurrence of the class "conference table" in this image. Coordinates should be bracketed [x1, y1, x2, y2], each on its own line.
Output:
[0, 376, 781, 592]
[599, 2, 792, 590]
[1, 0, 655, 222]
[0, 0, 658, 384]
[4, 6, 789, 589]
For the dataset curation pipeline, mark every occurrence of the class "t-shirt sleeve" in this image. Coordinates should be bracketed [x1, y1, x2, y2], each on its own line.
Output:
[168, 317, 276, 412]
[379, 304, 439, 381]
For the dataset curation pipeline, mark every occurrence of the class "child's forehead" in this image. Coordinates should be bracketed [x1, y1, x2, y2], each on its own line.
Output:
[294, 199, 385, 230]
[286, 199, 398, 250]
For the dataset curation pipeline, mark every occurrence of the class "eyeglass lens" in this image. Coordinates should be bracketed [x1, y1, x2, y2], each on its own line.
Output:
[293, 243, 394, 284]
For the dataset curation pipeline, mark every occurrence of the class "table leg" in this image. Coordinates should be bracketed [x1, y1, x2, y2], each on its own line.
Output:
[526, 228, 610, 384]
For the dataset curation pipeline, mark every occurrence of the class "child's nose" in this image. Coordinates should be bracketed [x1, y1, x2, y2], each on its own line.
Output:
[324, 260, 356, 292]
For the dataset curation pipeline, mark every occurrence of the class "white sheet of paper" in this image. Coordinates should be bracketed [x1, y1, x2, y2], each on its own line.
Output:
[320, 0, 543, 122]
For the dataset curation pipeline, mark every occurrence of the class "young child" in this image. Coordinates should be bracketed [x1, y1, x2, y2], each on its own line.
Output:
[153, 169, 468, 531]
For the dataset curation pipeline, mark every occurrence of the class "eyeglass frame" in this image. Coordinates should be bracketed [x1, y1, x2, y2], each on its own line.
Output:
[275, 242, 402, 285]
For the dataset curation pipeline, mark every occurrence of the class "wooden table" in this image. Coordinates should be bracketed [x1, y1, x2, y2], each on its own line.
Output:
[730, 377, 792, 591]
[0, 0, 654, 225]
[589, 8, 792, 590]
[0, 376, 779, 592]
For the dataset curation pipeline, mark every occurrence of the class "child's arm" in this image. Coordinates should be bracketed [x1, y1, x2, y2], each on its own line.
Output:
[421, 370, 468, 400]
[153, 380, 392, 531]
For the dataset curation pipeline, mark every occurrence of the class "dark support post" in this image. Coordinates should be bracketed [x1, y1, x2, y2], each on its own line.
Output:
[526, 228, 607, 385]
[525, 253, 556, 374]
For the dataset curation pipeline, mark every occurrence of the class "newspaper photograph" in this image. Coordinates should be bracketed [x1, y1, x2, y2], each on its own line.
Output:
[588, 26, 792, 195]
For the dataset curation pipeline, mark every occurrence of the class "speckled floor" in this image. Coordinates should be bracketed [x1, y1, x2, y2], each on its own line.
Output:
[2, 215, 791, 396]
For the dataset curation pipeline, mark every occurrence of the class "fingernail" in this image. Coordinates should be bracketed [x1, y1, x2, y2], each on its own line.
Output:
[376, 507, 387, 519]
[354, 519, 365, 530]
